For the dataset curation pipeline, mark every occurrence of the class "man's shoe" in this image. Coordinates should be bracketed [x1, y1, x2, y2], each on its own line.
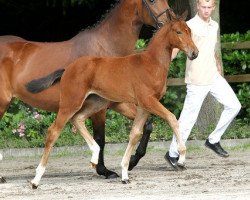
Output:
[205, 139, 229, 157]
[164, 151, 179, 169]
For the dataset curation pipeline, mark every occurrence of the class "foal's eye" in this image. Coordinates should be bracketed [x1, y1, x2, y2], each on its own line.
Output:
[149, 0, 155, 4]
[176, 31, 182, 35]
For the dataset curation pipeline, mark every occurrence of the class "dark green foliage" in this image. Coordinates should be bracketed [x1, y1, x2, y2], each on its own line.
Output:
[220, 31, 250, 123]
[221, 31, 250, 75]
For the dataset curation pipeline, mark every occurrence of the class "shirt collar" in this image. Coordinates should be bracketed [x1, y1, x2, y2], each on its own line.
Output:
[194, 14, 213, 26]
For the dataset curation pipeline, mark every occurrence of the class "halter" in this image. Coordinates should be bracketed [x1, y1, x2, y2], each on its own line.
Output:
[142, 0, 172, 29]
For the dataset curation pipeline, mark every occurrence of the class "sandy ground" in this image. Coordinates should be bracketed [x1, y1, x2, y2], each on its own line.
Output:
[0, 141, 250, 200]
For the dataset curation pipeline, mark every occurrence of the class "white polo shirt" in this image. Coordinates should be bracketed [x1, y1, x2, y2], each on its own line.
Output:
[185, 14, 219, 85]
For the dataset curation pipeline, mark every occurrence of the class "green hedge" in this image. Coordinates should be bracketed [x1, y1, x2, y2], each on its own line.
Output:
[0, 31, 249, 148]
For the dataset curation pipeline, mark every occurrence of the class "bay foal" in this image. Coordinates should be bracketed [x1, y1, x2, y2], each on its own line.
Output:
[0, 0, 170, 180]
[29, 13, 198, 187]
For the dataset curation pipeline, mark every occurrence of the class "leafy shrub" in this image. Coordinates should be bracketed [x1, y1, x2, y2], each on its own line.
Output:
[221, 31, 250, 123]
[0, 31, 249, 148]
[221, 31, 250, 75]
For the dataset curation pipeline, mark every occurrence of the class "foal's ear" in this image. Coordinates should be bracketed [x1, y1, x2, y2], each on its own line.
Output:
[180, 10, 188, 21]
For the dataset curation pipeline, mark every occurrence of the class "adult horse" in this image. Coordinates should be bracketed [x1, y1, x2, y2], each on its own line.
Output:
[27, 11, 198, 188]
[0, 0, 170, 182]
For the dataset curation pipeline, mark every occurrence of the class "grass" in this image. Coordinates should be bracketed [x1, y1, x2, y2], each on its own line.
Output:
[227, 142, 250, 151]
[2, 140, 249, 161]
[0, 116, 249, 149]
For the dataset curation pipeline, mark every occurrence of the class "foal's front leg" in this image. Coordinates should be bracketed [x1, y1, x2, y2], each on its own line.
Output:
[121, 107, 149, 183]
[142, 97, 186, 166]
[128, 118, 153, 171]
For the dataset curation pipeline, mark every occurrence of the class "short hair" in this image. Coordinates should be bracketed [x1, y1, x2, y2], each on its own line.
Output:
[197, 0, 215, 3]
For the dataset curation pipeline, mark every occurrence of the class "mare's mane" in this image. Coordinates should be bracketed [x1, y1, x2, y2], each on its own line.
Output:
[79, 0, 121, 32]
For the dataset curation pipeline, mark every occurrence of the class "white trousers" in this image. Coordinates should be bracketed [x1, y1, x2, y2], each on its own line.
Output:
[169, 73, 241, 157]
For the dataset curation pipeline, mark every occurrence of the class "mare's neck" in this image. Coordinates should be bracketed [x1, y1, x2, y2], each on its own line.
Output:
[72, 1, 143, 56]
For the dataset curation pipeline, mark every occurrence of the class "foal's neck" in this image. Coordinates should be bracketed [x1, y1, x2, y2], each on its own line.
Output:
[146, 27, 172, 67]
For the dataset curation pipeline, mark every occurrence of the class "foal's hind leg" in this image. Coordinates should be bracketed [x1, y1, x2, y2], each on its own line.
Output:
[77, 95, 119, 179]
[30, 114, 68, 189]
[31, 96, 86, 188]
[110, 102, 153, 171]
[121, 107, 149, 183]
[71, 95, 112, 168]
[72, 113, 100, 167]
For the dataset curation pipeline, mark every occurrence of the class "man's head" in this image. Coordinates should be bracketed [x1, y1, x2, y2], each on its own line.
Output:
[196, 0, 215, 22]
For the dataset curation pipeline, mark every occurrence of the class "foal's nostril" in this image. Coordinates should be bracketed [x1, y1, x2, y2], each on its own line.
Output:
[192, 51, 198, 59]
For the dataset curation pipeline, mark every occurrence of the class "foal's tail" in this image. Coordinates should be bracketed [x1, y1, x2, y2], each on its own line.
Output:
[26, 69, 65, 93]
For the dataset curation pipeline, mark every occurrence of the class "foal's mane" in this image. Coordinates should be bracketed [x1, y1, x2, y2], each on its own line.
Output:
[79, 0, 121, 32]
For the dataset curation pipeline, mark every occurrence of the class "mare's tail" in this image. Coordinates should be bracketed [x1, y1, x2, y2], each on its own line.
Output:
[26, 69, 65, 93]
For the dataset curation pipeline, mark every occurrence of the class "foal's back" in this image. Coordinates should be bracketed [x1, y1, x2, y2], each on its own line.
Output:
[62, 47, 166, 105]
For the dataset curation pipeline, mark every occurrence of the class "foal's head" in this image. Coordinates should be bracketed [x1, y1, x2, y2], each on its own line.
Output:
[137, 0, 171, 29]
[167, 12, 199, 60]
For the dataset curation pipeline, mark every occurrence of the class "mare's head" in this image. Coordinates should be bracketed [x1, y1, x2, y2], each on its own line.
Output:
[136, 0, 171, 29]
[166, 11, 199, 60]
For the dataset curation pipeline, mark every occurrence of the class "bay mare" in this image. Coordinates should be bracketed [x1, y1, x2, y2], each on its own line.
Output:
[27, 12, 198, 188]
[0, 0, 170, 182]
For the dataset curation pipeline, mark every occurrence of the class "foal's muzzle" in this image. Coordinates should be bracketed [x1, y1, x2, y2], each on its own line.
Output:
[188, 51, 199, 60]
[191, 51, 199, 60]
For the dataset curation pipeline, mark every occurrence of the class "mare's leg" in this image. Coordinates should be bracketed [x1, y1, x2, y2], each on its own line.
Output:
[110, 102, 153, 171]
[121, 107, 149, 183]
[141, 97, 186, 166]
[91, 109, 119, 178]
[0, 96, 11, 183]
[0, 71, 13, 183]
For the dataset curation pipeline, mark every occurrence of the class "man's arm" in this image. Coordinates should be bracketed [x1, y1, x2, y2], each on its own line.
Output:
[215, 53, 222, 74]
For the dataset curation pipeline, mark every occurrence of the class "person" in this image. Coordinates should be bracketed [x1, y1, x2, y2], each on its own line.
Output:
[165, 0, 241, 169]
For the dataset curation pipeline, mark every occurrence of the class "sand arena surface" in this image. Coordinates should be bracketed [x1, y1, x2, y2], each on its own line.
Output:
[0, 141, 250, 200]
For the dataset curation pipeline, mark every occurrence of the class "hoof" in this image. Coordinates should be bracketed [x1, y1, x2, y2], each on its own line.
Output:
[177, 163, 187, 171]
[121, 179, 130, 184]
[32, 184, 38, 189]
[0, 176, 6, 183]
[90, 162, 97, 169]
[29, 180, 38, 189]
[105, 172, 119, 179]
[96, 164, 119, 179]
[31, 183, 38, 189]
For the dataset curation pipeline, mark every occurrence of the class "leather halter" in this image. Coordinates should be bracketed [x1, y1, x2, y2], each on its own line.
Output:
[142, 0, 172, 29]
